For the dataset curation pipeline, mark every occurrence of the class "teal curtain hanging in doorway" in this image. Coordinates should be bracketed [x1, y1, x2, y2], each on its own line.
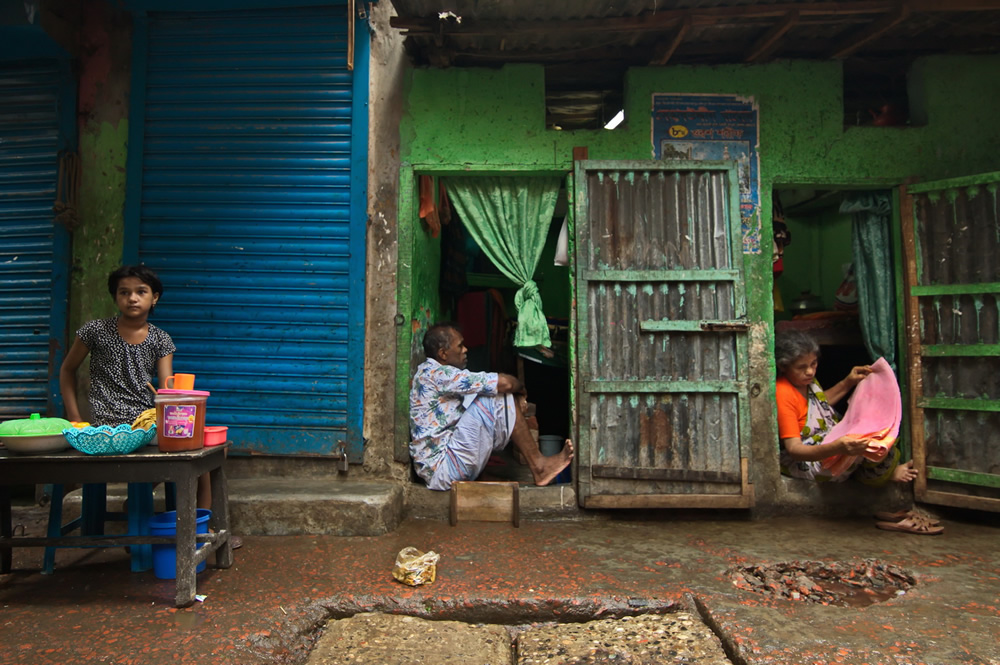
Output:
[447, 176, 561, 348]
[840, 192, 896, 368]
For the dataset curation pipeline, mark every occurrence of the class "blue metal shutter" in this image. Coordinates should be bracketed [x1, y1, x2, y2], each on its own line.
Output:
[0, 59, 70, 420]
[133, 6, 364, 457]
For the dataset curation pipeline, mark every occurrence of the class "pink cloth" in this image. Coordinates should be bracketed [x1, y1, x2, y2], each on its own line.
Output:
[820, 357, 901, 476]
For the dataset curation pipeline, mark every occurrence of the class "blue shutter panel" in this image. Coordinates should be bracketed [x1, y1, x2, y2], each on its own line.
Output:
[137, 6, 363, 457]
[0, 60, 68, 419]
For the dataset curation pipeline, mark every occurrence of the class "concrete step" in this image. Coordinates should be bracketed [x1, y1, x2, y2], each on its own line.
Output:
[228, 478, 403, 537]
[51, 478, 584, 536]
[53, 478, 404, 537]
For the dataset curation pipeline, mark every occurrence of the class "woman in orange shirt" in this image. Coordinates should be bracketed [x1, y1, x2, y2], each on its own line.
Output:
[775, 330, 915, 484]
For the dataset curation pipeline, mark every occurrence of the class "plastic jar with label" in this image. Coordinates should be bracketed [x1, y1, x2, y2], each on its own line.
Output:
[155, 389, 210, 451]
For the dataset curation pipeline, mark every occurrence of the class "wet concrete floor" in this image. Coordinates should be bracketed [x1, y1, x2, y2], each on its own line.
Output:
[1, 505, 998, 665]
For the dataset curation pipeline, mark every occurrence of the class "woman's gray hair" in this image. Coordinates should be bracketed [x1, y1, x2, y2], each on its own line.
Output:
[774, 329, 820, 373]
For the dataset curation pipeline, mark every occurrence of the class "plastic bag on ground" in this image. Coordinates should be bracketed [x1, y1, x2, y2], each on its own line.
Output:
[392, 547, 440, 586]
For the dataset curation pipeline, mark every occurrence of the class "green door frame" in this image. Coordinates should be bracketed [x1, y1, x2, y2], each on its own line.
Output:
[394, 164, 570, 464]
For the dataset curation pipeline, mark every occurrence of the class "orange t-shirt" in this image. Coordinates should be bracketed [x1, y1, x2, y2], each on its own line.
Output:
[776, 376, 808, 440]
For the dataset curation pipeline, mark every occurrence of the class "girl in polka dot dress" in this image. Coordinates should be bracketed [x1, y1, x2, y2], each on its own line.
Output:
[60, 265, 175, 427]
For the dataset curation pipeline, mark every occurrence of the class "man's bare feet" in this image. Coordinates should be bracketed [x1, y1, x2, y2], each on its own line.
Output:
[892, 460, 918, 483]
[532, 438, 574, 486]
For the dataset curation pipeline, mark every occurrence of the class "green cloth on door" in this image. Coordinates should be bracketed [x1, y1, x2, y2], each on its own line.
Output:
[447, 177, 561, 348]
[840, 192, 896, 368]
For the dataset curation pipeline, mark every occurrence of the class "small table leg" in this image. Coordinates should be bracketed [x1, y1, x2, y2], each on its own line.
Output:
[209, 465, 233, 569]
[42, 484, 66, 574]
[127, 483, 153, 572]
[173, 474, 198, 607]
[1, 485, 11, 573]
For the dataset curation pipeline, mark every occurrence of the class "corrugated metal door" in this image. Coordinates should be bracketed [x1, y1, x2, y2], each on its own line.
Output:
[0, 59, 71, 420]
[127, 6, 365, 458]
[900, 173, 1000, 512]
[574, 161, 753, 508]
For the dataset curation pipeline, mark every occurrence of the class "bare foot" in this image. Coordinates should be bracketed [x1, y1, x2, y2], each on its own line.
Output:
[892, 460, 918, 483]
[532, 438, 574, 486]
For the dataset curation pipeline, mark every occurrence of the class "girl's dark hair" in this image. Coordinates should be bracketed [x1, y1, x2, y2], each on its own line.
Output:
[774, 329, 820, 374]
[107, 265, 164, 301]
[423, 322, 459, 360]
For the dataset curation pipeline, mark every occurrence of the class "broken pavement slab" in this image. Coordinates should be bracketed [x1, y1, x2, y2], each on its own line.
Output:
[307, 611, 731, 665]
[3, 514, 999, 665]
[516, 612, 730, 665]
[306, 613, 511, 665]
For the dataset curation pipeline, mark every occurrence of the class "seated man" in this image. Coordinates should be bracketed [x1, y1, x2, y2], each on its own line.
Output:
[409, 322, 573, 491]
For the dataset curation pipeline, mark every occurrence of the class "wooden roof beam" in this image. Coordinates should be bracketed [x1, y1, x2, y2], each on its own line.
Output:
[650, 15, 692, 66]
[744, 10, 799, 62]
[391, 1, 1000, 37]
[828, 5, 911, 58]
[390, 3, 888, 37]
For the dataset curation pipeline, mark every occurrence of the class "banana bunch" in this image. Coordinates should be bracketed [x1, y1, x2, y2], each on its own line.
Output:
[132, 408, 156, 431]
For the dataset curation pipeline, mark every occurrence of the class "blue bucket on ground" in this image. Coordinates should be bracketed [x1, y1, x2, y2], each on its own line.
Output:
[149, 509, 211, 579]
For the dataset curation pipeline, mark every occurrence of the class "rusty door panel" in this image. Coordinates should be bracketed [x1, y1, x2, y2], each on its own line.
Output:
[574, 162, 752, 509]
[901, 173, 1000, 512]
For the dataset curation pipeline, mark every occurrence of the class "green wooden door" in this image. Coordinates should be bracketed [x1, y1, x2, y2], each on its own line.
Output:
[901, 172, 1000, 512]
[573, 161, 753, 508]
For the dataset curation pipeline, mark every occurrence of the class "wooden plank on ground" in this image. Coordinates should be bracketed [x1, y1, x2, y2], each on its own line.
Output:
[450, 481, 519, 527]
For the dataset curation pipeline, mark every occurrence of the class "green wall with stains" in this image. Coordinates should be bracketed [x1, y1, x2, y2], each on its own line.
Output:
[778, 205, 853, 316]
[63, 1, 132, 410]
[71, 121, 129, 327]
[397, 53, 1000, 503]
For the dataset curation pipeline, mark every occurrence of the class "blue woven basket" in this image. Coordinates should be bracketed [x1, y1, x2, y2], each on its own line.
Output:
[63, 424, 157, 455]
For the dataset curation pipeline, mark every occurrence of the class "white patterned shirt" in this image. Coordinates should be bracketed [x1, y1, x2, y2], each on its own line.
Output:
[409, 358, 498, 483]
[77, 317, 176, 426]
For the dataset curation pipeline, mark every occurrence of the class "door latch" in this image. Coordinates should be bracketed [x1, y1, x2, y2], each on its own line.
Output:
[700, 321, 750, 332]
[337, 441, 349, 473]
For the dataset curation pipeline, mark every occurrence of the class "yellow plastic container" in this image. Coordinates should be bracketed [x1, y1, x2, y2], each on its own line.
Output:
[155, 389, 210, 452]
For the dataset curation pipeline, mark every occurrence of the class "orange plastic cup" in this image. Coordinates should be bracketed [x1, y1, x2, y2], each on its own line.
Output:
[165, 374, 195, 390]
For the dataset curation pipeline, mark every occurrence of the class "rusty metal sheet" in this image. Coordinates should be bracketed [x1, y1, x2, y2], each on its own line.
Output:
[574, 162, 751, 506]
[906, 174, 1000, 509]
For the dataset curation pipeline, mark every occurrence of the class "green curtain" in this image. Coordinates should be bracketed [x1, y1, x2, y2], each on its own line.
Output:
[840, 192, 896, 368]
[447, 176, 561, 348]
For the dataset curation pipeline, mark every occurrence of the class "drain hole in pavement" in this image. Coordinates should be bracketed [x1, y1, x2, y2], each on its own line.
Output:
[728, 558, 916, 608]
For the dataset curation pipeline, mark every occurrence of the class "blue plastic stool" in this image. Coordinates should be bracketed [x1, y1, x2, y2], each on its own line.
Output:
[43, 482, 176, 574]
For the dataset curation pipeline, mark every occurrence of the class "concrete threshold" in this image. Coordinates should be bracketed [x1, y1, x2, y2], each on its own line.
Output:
[403, 481, 583, 522]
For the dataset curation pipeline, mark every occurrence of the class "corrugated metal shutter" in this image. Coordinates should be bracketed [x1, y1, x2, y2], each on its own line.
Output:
[574, 161, 753, 509]
[0, 59, 68, 419]
[133, 6, 363, 457]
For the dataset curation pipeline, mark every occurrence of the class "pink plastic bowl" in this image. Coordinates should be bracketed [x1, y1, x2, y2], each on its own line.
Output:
[203, 426, 228, 446]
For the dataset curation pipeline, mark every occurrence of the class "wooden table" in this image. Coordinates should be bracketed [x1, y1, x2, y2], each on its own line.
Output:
[0, 445, 233, 607]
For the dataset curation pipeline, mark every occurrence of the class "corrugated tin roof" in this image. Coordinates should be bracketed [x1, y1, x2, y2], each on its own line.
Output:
[389, 1, 1000, 129]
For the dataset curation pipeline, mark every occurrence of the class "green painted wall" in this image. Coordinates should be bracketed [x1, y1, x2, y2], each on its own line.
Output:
[401, 54, 1000, 332]
[71, 121, 129, 328]
[404, 56, 1000, 177]
[398, 54, 1000, 504]
[778, 206, 853, 316]
[64, 1, 131, 413]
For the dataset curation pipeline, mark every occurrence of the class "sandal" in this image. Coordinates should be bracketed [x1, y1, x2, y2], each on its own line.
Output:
[874, 509, 941, 526]
[875, 516, 944, 535]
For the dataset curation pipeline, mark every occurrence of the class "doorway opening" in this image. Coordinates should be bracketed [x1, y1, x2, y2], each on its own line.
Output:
[412, 174, 573, 487]
[771, 187, 898, 396]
